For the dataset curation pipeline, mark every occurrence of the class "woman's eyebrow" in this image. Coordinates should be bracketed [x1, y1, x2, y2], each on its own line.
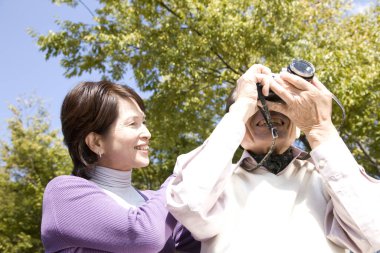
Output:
[123, 114, 146, 122]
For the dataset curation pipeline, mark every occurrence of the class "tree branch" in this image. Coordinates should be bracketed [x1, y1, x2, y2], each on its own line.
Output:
[356, 140, 380, 173]
[157, 1, 240, 75]
[78, 0, 95, 18]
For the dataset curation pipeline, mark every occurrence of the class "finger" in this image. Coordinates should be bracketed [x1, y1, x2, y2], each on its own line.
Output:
[246, 64, 272, 75]
[265, 78, 295, 104]
[274, 75, 303, 95]
[260, 75, 276, 96]
[239, 72, 271, 87]
[311, 76, 330, 92]
[273, 74, 286, 85]
[263, 101, 289, 116]
[237, 70, 258, 87]
[280, 71, 317, 91]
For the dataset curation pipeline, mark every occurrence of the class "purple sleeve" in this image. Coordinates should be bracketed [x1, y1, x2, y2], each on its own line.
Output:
[173, 223, 202, 252]
[41, 175, 178, 253]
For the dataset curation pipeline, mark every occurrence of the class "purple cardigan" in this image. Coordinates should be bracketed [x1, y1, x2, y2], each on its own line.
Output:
[41, 175, 200, 253]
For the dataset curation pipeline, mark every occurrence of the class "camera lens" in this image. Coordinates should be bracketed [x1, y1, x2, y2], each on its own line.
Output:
[287, 59, 315, 80]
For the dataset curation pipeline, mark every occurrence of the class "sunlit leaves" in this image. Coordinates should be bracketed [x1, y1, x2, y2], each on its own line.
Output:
[31, 0, 380, 183]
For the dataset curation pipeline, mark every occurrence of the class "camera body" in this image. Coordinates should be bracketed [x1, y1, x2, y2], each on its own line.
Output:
[257, 59, 315, 103]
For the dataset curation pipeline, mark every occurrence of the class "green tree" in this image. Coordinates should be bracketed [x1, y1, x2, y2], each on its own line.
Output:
[31, 0, 379, 188]
[0, 97, 71, 252]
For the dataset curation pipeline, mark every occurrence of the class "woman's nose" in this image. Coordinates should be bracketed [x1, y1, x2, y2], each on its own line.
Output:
[141, 125, 151, 140]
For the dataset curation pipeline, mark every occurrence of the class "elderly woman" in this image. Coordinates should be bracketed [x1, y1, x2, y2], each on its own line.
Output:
[41, 81, 200, 253]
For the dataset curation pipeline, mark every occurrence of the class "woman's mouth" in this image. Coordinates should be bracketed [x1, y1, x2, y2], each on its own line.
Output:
[134, 145, 149, 151]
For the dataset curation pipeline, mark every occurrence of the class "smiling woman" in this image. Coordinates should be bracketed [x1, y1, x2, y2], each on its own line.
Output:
[40, 81, 200, 253]
[60, 81, 148, 178]
[86, 98, 151, 173]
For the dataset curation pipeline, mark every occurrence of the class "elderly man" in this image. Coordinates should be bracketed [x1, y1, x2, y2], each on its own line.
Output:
[166, 64, 380, 253]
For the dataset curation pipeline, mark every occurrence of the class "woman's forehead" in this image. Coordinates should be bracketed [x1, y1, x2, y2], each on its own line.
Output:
[117, 97, 145, 117]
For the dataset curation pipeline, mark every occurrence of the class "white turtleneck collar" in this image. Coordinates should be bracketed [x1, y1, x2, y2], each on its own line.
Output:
[88, 166, 146, 209]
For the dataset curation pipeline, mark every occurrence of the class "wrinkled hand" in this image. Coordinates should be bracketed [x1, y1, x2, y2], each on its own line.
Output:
[229, 64, 273, 123]
[265, 71, 337, 148]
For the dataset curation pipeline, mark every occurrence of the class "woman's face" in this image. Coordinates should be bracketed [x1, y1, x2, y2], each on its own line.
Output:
[98, 98, 151, 171]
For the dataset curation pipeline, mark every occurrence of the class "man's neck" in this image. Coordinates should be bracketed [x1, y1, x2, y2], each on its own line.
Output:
[248, 148, 294, 174]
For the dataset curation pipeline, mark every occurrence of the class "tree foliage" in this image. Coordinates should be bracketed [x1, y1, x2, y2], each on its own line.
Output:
[29, 0, 379, 187]
[0, 1, 378, 251]
[0, 98, 71, 252]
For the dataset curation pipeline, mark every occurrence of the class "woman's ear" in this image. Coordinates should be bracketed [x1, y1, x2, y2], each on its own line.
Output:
[85, 132, 104, 156]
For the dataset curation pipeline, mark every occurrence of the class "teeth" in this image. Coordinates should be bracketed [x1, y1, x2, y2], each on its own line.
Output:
[256, 118, 283, 127]
[257, 120, 267, 127]
[134, 146, 149, 150]
[272, 118, 284, 126]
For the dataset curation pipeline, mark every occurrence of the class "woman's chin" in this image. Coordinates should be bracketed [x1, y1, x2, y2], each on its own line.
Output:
[134, 161, 150, 169]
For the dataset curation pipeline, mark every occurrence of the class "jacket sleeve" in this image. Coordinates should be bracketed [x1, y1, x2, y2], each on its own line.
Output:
[310, 134, 380, 253]
[41, 175, 176, 253]
[166, 112, 246, 240]
[172, 222, 201, 253]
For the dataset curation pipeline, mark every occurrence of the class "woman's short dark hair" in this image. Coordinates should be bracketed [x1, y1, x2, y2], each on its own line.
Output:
[61, 80, 145, 178]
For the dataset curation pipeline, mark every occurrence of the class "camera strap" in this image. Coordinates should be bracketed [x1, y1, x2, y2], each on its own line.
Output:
[246, 83, 346, 170]
[256, 85, 279, 140]
[332, 94, 346, 132]
[244, 84, 279, 171]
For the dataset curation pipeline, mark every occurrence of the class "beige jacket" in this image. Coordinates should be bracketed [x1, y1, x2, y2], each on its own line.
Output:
[166, 113, 380, 253]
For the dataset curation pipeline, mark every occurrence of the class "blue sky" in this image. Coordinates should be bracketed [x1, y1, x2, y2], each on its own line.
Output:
[0, 0, 375, 140]
[0, 0, 140, 140]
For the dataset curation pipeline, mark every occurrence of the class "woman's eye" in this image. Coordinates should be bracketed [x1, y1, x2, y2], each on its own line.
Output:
[125, 118, 146, 127]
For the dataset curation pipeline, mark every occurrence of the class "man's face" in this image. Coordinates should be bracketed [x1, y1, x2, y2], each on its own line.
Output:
[241, 110, 297, 154]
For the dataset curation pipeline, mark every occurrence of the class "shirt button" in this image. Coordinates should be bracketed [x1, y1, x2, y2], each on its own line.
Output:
[318, 159, 327, 169]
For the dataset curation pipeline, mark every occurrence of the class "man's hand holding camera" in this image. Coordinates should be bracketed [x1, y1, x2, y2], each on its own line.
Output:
[229, 64, 274, 123]
[229, 60, 339, 150]
[265, 71, 338, 149]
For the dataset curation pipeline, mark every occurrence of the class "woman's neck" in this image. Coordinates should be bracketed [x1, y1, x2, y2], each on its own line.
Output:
[88, 166, 132, 188]
[88, 166, 145, 208]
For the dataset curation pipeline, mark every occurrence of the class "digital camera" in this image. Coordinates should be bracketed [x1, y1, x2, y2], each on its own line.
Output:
[257, 59, 315, 103]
